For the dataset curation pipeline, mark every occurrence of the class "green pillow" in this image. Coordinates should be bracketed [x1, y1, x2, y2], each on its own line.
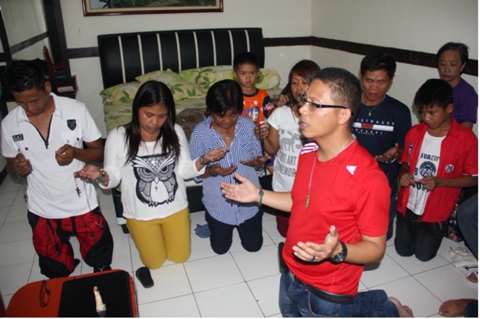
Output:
[179, 65, 234, 93]
[135, 69, 204, 101]
[256, 68, 281, 90]
[99, 81, 141, 105]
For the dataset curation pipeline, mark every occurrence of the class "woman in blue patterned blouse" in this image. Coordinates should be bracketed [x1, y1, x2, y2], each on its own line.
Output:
[190, 80, 271, 254]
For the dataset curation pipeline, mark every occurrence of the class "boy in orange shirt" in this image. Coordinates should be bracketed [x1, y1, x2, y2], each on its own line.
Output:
[233, 52, 274, 130]
[233, 52, 275, 176]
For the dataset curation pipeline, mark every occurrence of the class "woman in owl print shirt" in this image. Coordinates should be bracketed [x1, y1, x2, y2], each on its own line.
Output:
[75, 81, 227, 288]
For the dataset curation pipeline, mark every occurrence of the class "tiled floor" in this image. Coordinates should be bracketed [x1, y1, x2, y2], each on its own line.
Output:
[0, 174, 477, 317]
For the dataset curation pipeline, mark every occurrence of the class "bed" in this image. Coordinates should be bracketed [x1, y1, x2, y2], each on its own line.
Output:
[97, 28, 281, 232]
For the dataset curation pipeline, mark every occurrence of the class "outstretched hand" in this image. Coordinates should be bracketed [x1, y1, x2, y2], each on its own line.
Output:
[240, 155, 271, 170]
[203, 146, 229, 164]
[220, 173, 259, 203]
[375, 143, 399, 164]
[210, 163, 237, 177]
[293, 225, 340, 263]
[74, 164, 102, 182]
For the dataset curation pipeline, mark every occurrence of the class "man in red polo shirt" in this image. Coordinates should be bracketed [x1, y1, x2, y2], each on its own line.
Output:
[220, 68, 413, 317]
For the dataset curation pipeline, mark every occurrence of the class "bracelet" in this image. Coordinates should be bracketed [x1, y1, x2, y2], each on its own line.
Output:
[258, 188, 264, 205]
[94, 169, 106, 183]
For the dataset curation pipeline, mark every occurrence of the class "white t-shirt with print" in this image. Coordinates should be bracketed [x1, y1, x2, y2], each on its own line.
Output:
[407, 132, 445, 215]
[267, 105, 304, 192]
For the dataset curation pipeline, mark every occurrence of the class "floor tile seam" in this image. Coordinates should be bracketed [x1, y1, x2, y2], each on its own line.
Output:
[384, 249, 432, 277]
[359, 272, 412, 289]
[261, 226, 278, 245]
[229, 250, 249, 283]
[246, 273, 281, 284]
[0, 203, 16, 209]
[412, 263, 475, 299]
[181, 252, 233, 264]
[244, 281, 267, 318]
[181, 262, 195, 299]
[191, 279, 248, 294]
[406, 260, 457, 277]
[135, 295, 180, 307]
[0, 237, 34, 245]
[245, 275, 279, 318]
[0, 259, 35, 271]
[136, 290, 195, 306]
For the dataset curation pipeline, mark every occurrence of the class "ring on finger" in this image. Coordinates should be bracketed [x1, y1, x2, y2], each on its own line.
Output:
[310, 255, 316, 262]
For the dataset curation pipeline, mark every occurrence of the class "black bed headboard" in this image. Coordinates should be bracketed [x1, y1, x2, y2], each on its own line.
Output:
[97, 28, 264, 89]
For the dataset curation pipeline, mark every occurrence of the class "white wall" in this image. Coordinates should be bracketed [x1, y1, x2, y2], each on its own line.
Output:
[0, 0, 49, 60]
[61, 0, 312, 136]
[0, 0, 49, 171]
[311, 0, 478, 134]
[1, 0, 478, 138]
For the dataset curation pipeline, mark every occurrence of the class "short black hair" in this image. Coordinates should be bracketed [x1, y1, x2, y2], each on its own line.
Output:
[436, 42, 469, 66]
[314, 67, 362, 127]
[206, 79, 243, 116]
[233, 52, 259, 71]
[4, 59, 46, 93]
[414, 79, 453, 111]
[360, 52, 396, 79]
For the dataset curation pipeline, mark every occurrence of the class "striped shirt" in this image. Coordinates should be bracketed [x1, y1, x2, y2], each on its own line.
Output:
[190, 116, 263, 225]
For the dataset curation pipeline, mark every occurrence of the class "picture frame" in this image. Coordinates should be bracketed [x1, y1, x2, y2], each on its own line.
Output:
[82, 0, 223, 16]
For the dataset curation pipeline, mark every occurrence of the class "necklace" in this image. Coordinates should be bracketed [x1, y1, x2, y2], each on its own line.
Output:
[362, 94, 386, 117]
[14, 162, 29, 202]
[304, 137, 355, 208]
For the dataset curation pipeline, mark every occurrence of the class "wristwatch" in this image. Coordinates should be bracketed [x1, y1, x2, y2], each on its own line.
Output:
[328, 241, 347, 263]
[209, 166, 218, 177]
[197, 155, 205, 165]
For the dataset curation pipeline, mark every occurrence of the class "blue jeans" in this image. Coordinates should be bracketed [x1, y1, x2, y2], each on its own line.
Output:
[457, 194, 478, 260]
[279, 272, 399, 317]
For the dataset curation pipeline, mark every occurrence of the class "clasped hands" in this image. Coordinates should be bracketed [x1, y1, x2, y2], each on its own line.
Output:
[74, 164, 103, 182]
[13, 144, 74, 177]
[399, 173, 438, 191]
[254, 124, 268, 140]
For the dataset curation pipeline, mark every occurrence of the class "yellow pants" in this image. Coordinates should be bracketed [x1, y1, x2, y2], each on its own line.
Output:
[126, 207, 191, 269]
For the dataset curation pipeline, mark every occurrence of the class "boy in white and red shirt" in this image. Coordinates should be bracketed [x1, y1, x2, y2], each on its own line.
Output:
[395, 79, 478, 262]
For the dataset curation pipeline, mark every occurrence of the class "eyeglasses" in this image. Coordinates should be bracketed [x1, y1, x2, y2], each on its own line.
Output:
[299, 94, 346, 110]
[39, 279, 50, 308]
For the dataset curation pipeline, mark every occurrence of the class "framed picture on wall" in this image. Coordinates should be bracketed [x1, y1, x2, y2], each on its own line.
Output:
[82, 0, 223, 16]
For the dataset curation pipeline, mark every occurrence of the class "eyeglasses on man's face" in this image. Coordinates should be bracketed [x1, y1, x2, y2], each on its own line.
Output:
[299, 93, 346, 110]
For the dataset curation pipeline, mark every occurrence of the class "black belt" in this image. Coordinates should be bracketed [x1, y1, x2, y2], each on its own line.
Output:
[288, 271, 354, 304]
[278, 242, 355, 305]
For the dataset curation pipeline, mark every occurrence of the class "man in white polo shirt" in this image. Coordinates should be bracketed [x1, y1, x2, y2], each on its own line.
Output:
[1, 60, 113, 278]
